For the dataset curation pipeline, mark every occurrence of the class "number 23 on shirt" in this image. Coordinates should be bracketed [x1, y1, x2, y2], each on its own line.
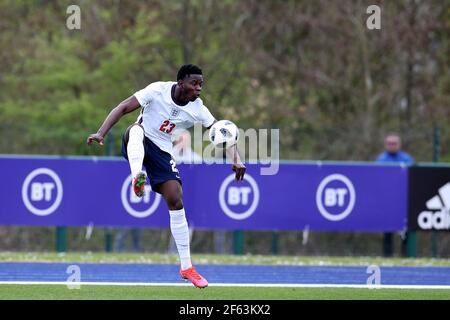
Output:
[159, 120, 176, 134]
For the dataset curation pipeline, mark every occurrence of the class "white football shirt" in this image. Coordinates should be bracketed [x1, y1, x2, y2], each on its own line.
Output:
[133, 81, 215, 156]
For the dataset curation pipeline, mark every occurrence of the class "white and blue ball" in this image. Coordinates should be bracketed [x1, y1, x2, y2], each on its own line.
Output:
[208, 120, 239, 148]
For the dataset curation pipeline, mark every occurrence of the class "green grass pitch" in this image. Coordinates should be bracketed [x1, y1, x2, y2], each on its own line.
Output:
[0, 252, 449, 300]
[0, 285, 449, 300]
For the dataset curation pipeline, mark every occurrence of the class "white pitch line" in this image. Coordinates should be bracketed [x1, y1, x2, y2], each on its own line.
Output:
[0, 281, 450, 289]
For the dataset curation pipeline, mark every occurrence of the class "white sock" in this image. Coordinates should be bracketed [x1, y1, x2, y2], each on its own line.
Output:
[127, 125, 145, 177]
[169, 208, 192, 270]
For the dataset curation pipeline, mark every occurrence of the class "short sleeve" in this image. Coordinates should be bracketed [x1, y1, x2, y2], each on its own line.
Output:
[199, 104, 215, 128]
[134, 82, 160, 108]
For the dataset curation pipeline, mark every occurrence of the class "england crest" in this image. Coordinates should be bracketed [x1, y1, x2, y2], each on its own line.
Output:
[170, 108, 180, 118]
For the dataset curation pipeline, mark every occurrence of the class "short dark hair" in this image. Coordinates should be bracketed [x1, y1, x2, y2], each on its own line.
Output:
[177, 64, 202, 81]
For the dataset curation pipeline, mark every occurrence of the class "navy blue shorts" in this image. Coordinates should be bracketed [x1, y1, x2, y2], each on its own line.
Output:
[121, 124, 182, 193]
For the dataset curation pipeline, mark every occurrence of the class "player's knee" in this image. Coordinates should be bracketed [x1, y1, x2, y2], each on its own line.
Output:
[165, 189, 183, 210]
[160, 181, 183, 210]
[166, 196, 183, 210]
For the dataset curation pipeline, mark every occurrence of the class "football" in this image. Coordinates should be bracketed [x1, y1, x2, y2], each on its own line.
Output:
[208, 120, 239, 148]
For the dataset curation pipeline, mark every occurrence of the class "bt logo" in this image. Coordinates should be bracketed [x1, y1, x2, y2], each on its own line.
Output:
[22, 168, 63, 216]
[30, 182, 55, 201]
[316, 174, 356, 221]
[121, 174, 161, 218]
[227, 186, 252, 206]
[219, 174, 260, 220]
[324, 188, 348, 207]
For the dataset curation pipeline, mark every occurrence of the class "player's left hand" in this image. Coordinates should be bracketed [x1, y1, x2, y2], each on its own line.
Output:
[232, 163, 246, 181]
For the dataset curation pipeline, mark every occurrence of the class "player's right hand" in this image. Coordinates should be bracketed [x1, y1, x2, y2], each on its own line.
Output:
[86, 133, 104, 146]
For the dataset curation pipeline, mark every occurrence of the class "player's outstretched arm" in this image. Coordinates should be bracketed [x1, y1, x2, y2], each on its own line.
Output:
[86, 95, 141, 146]
[227, 145, 246, 181]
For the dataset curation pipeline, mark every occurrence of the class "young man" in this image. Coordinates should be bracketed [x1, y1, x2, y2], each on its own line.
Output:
[87, 64, 246, 288]
[376, 133, 413, 258]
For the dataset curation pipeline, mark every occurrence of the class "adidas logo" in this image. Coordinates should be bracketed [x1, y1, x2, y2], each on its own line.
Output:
[417, 182, 450, 230]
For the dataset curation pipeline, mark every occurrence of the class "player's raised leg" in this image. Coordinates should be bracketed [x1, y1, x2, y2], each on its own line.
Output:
[126, 124, 147, 197]
[158, 180, 208, 289]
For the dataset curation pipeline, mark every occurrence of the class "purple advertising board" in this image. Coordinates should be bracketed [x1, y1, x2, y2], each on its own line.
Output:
[0, 156, 408, 231]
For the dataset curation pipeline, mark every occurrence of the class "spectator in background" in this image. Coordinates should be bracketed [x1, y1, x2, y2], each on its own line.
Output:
[376, 134, 414, 164]
[376, 133, 414, 257]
